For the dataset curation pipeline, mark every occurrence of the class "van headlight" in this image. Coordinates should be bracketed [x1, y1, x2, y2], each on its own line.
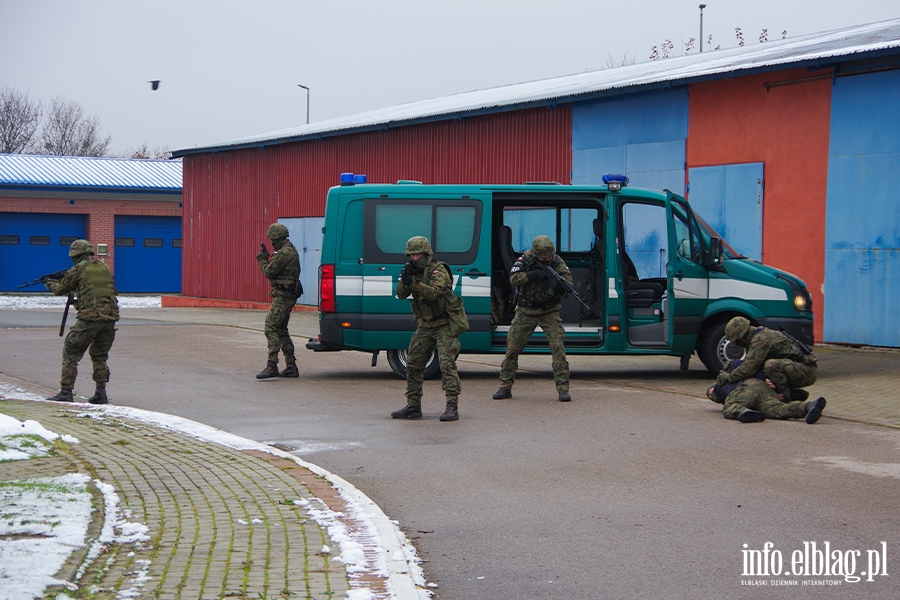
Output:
[778, 273, 812, 313]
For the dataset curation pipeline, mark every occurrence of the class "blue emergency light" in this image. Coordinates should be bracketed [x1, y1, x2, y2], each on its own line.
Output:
[339, 172, 368, 186]
[602, 173, 629, 191]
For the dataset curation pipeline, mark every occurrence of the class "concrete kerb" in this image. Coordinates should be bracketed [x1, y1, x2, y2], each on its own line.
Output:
[0, 385, 428, 600]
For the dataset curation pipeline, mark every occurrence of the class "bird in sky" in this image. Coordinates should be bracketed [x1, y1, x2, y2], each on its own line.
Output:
[149, 80, 160, 91]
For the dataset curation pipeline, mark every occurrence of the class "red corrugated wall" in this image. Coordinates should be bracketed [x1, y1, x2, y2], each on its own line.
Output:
[182, 106, 572, 302]
[686, 69, 832, 340]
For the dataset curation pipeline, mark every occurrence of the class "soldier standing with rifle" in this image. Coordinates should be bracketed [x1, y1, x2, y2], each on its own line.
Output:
[493, 235, 574, 402]
[255, 223, 302, 379]
[44, 239, 119, 404]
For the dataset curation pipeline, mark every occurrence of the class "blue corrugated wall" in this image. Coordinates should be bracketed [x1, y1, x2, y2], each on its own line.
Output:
[824, 69, 900, 347]
[571, 89, 688, 192]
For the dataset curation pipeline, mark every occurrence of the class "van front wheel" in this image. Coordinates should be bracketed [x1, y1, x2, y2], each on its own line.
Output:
[698, 321, 747, 376]
[386, 349, 441, 380]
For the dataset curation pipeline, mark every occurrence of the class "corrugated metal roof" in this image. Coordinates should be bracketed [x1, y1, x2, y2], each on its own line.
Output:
[173, 18, 900, 158]
[0, 154, 182, 191]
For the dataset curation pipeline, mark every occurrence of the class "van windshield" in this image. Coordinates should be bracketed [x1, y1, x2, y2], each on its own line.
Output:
[683, 206, 743, 260]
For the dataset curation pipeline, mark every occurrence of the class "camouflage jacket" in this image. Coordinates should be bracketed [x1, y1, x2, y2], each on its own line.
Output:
[397, 258, 453, 328]
[258, 239, 301, 298]
[509, 251, 572, 315]
[722, 327, 816, 384]
[48, 259, 119, 322]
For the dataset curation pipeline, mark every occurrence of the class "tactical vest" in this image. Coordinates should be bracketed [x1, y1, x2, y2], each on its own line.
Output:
[409, 261, 450, 324]
[517, 254, 563, 310]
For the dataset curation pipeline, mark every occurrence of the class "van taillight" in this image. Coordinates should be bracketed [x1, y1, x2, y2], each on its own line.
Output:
[320, 264, 336, 313]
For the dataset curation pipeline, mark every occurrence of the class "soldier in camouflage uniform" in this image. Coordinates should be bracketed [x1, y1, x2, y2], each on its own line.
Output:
[708, 358, 826, 424]
[256, 223, 302, 379]
[493, 235, 573, 402]
[391, 236, 461, 422]
[716, 316, 817, 401]
[45, 239, 119, 404]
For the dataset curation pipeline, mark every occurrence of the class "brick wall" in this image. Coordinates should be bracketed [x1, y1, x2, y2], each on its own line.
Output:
[0, 195, 182, 274]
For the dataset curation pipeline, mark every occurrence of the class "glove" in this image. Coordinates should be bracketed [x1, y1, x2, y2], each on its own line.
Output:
[400, 261, 414, 286]
[549, 279, 566, 296]
[256, 251, 269, 261]
[526, 269, 548, 281]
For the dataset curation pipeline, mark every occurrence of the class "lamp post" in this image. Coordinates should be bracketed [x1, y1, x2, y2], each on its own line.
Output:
[699, 4, 707, 52]
[297, 84, 310, 124]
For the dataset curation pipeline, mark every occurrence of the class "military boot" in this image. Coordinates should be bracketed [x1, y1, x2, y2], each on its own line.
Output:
[439, 402, 459, 422]
[738, 410, 767, 423]
[278, 362, 299, 378]
[558, 390, 572, 402]
[391, 405, 423, 419]
[492, 387, 512, 399]
[256, 361, 279, 379]
[790, 388, 810, 401]
[88, 387, 109, 405]
[47, 389, 74, 402]
[804, 397, 826, 424]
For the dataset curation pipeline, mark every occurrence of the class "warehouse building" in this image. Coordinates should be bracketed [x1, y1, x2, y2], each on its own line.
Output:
[0, 154, 183, 293]
[173, 19, 900, 348]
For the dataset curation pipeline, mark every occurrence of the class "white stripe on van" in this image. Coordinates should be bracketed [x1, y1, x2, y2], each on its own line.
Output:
[673, 278, 708, 300]
[335, 276, 363, 296]
[336, 274, 492, 298]
[608, 278, 618, 299]
[709, 279, 788, 301]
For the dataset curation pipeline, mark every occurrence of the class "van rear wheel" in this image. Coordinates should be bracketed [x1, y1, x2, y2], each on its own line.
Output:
[386, 349, 441, 380]
[698, 320, 747, 375]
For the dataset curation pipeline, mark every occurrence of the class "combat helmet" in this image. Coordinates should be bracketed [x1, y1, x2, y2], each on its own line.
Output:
[267, 223, 289, 240]
[405, 236, 433, 256]
[531, 235, 555, 259]
[68, 239, 94, 258]
[725, 316, 751, 341]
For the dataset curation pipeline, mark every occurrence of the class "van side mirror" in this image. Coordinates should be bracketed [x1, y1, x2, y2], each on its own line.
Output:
[708, 237, 724, 268]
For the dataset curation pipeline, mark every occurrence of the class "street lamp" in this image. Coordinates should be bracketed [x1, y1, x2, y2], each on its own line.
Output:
[297, 84, 310, 124]
[699, 4, 707, 53]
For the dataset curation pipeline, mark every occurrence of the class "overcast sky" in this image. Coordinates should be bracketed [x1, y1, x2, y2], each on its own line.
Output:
[1, 0, 897, 156]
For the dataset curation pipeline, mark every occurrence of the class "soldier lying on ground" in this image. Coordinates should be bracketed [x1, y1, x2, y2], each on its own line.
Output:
[707, 358, 826, 424]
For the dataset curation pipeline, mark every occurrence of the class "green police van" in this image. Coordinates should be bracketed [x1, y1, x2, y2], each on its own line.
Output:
[306, 173, 814, 379]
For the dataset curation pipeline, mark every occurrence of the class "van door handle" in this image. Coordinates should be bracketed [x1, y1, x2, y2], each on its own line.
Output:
[465, 270, 487, 277]
[674, 270, 683, 281]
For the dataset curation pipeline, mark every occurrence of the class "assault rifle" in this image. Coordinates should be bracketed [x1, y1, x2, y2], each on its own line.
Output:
[537, 261, 593, 312]
[18, 268, 72, 336]
[17, 268, 70, 289]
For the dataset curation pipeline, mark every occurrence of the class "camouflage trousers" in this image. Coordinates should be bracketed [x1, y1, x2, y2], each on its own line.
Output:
[60, 317, 117, 390]
[722, 378, 806, 421]
[764, 358, 817, 400]
[499, 309, 569, 392]
[265, 295, 297, 364]
[406, 324, 460, 406]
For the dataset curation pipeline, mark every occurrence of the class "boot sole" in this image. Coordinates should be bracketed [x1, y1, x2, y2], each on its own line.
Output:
[805, 397, 826, 424]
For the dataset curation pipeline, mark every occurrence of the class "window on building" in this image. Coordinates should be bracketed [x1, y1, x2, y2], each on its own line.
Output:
[59, 236, 79, 246]
[0, 235, 20, 245]
[115, 238, 135, 247]
[144, 238, 164, 248]
[30, 236, 50, 246]
[172, 238, 182, 248]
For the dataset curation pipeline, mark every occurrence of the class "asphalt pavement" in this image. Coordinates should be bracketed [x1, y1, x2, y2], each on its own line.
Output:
[2, 304, 899, 599]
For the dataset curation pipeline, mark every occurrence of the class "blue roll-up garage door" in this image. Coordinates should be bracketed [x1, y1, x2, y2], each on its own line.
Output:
[0, 213, 86, 291]
[114, 215, 182, 293]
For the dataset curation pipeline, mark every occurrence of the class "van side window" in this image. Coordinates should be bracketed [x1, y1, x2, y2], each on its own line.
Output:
[672, 203, 702, 264]
[621, 202, 667, 280]
[364, 199, 482, 263]
[340, 200, 364, 261]
[435, 206, 477, 252]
